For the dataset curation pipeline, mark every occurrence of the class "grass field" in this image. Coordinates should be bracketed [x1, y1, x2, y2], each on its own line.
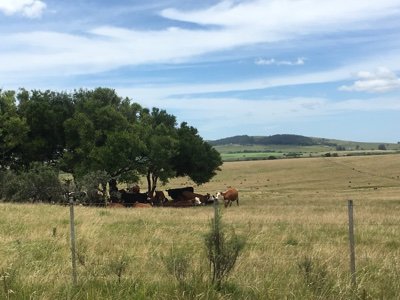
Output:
[1, 154, 400, 299]
[214, 144, 400, 161]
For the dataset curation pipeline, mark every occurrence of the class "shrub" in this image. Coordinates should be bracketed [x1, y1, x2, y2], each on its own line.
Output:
[378, 144, 387, 150]
[204, 205, 246, 289]
[77, 170, 110, 205]
[108, 255, 130, 283]
[0, 164, 63, 202]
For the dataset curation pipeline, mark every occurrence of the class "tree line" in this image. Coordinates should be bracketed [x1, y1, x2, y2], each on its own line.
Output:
[209, 134, 316, 146]
[0, 88, 222, 202]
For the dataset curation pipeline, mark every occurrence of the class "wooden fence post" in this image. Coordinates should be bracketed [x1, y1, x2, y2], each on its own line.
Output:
[69, 194, 78, 285]
[348, 199, 357, 288]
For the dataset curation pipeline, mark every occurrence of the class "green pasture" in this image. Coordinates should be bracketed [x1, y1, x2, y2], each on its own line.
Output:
[1, 154, 400, 299]
[215, 144, 400, 161]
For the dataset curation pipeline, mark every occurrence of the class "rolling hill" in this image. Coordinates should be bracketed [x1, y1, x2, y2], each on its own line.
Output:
[209, 134, 400, 161]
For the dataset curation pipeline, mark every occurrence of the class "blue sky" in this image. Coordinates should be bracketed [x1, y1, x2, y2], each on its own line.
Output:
[1, 0, 400, 142]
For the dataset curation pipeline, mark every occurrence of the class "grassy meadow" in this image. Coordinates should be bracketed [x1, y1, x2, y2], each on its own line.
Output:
[214, 143, 400, 161]
[1, 154, 400, 299]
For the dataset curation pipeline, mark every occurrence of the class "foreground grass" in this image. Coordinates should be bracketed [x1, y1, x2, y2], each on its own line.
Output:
[1, 154, 400, 299]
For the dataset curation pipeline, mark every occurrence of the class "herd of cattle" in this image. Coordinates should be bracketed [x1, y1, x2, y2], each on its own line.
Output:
[106, 185, 239, 208]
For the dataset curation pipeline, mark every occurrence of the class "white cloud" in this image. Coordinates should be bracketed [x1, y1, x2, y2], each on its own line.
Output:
[0, 0, 46, 18]
[255, 57, 305, 66]
[339, 67, 400, 93]
[113, 93, 400, 139]
[161, 0, 400, 32]
[1, 0, 400, 78]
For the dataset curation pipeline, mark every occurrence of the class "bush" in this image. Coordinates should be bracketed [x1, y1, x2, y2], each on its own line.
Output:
[378, 144, 387, 150]
[0, 164, 63, 202]
[204, 205, 246, 289]
[77, 171, 110, 205]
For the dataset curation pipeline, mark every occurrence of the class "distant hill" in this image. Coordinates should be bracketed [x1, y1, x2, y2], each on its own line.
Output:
[209, 134, 400, 162]
[209, 134, 331, 146]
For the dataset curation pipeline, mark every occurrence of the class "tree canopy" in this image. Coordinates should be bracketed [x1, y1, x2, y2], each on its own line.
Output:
[0, 88, 222, 195]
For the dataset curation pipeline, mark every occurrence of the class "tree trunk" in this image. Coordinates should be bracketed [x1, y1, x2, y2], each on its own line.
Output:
[146, 171, 152, 196]
[146, 171, 159, 197]
[151, 174, 158, 196]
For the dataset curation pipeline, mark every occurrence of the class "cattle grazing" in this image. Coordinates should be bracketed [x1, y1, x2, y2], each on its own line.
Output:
[217, 188, 239, 208]
[119, 190, 150, 207]
[162, 199, 197, 207]
[129, 184, 140, 193]
[194, 197, 202, 206]
[204, 194, 217, 205]
[150, 191, 168, 206]
[179, 191, 215, 205]
[166, 187, 194, 201]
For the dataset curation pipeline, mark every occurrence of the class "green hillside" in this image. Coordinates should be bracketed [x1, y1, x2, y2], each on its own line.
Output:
[209, 134, 400, 161]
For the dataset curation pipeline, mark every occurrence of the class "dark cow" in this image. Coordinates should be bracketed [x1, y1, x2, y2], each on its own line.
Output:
[119, 190, 150, 207]
[166, 187, 194, 201]
[217, 188, 239, 208]
[150, 191, 168, 206]
[162, 198, 199, 207]
[129, 184, 140, 194]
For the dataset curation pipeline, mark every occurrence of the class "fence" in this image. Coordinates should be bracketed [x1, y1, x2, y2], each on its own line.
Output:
[67, 198, 395, 290]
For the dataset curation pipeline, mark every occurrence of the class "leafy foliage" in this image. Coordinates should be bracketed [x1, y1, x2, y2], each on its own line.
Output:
[173, 122, 222, 185]
[1, 87, 222, 199]
[16, 89, 75, 167]
[0, 90, 29, 170]
[0, 164, 63, 202]
[139, 108, 179, 194]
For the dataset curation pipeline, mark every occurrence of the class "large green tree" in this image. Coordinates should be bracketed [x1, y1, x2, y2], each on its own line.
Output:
[62, 88, 222, 193]
[2, 87, 222, 196]
[139, 108, 179, 195]
[17, 89, 75, 167]
[62, 88, 146, 184]
[0, 90, 29, 170]
[173, 122, 222, 184]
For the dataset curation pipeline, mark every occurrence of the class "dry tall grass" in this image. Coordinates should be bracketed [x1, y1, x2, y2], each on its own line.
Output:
[1, 154, 400, 299]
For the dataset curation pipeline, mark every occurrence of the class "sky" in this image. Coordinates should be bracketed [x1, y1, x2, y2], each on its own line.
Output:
[1, 0, 400, 142]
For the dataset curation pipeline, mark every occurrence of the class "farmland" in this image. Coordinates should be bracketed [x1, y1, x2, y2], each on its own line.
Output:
[1, 154, 400, 299]
[214, 143, 400, 161]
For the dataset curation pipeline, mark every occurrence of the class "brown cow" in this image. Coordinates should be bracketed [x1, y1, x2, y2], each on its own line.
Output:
[129, 184, 140, 193]
[150, 191, 168, 206]
[217, 188, 239, 208]
[180, 191, 211, 204]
